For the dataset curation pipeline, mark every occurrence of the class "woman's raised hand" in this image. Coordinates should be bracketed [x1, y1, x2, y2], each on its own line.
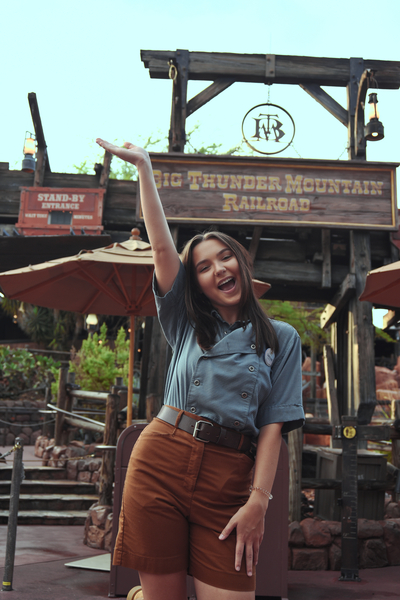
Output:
[96, 139, 150, 168]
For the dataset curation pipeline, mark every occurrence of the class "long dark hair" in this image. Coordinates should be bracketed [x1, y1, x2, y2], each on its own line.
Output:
[180, 231, 278, 356]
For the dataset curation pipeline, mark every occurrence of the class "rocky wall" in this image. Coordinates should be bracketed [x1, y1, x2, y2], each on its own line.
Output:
[34, 435, 102, 489]
[0, 398, 47, 446]
[289, 508, 400, 570]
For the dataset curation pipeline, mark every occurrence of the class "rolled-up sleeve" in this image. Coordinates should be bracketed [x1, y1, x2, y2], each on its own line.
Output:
[256, 323, 305, 434]
[152, 261, 187, 349]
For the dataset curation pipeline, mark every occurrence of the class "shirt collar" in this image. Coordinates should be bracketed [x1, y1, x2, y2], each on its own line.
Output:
[211, 309, 246, 331]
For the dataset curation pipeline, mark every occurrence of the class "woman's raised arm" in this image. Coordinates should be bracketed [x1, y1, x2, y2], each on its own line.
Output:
[96, 139, 180, 295]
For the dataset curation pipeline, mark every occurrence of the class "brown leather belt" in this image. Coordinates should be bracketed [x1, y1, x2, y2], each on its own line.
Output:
[156, 405, 255, 456]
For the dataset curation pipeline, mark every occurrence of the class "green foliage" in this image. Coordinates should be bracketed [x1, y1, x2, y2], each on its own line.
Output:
[21, 305, 54, 346]
[50, 310, 78, 351]
[261, 299, 329, 353]
[374, 327, 395, 344]
[69, 323, 130, 392]
[0, 346, 60, 396]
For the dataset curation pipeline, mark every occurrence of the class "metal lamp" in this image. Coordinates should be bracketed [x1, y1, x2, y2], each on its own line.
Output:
[21, 132, 36, 172]
[85, 313, 99, 334]
[364, 93, 384, 141]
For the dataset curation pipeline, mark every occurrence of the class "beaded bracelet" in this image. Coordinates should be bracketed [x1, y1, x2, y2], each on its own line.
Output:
[249, 485, 273, 500]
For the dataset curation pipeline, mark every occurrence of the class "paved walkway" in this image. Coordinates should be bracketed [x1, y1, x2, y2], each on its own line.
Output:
[1, 445, 399, 598]
[0, 525, 399, 599]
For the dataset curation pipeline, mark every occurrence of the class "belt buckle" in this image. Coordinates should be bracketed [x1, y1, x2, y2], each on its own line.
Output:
[193, 420, 213, 442]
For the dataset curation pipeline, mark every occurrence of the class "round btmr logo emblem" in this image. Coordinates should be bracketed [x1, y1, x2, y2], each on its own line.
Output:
[242, 103, 295, 155]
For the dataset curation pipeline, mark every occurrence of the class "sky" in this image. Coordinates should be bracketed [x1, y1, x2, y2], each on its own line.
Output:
[1, 0, 400, 325]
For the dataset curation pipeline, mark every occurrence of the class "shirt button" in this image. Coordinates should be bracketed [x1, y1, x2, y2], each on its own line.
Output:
[234, 420, 240, 427]
[251, 344, 256, 350]
[190, 407, 196, 413]
[249, 366, 255, 372]
[194, 379, 200, 386]
[241, 392, 248, 399]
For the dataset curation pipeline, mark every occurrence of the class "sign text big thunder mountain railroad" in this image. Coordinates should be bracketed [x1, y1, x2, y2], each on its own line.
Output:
[154, 170, 385, 215]
[140, 156, 397, 229]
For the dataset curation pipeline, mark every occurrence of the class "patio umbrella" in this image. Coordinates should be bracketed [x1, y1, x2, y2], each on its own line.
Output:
[359, 260, 400, 309]
[0, 232, 156, 425]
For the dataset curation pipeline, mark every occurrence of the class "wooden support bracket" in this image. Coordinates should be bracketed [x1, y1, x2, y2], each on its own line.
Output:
[382, 309, 400, 330]
[187, 78, 235, 116]
[320, 273, 356, 329]
[354, 69, 371, 158]
[300, 83, 348, 126]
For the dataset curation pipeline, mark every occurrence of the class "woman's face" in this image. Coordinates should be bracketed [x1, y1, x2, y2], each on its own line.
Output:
[192, 238, 242, 324]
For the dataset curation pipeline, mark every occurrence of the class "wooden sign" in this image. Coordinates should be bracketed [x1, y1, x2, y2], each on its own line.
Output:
[16, 187, 105, 236]
[137, 154, 398, 230]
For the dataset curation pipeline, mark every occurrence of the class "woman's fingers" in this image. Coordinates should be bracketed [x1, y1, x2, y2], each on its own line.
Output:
[95, 139, 149, 167]
[245, 543, 254, 576]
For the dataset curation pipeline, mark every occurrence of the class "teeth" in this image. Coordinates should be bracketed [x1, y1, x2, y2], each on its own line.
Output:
[218, 277, 234, 288]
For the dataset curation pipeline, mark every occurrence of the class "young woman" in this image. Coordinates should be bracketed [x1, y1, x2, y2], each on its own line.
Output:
[96, 139, 304, 600]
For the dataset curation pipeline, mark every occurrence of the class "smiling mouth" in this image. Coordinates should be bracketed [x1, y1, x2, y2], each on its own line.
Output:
[218, 277, 236, 292]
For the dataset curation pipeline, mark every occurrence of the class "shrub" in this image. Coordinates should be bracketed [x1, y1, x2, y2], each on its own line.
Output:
[0, 346, 60, 397]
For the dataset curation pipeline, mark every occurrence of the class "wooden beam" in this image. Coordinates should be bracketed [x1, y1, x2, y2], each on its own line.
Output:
[255, 260, 348, 287]
[99, 150, 113, 189]
[248, 226, 263, 262]
[187, 79, 234, 116]
[320, 273, 356, 329]
[321, 229, 331, 288]
[300, 84, 348, 126]
[34, 147, 48, 187]
[27, 92, 50, 172]
[302, 478, 394, 491]
[141, 50, 400, 88]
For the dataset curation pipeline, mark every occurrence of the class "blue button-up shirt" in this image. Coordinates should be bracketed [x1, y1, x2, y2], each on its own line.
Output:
[154, 262, 304, 438]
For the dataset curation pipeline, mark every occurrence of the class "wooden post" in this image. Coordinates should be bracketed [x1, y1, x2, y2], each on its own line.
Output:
[146, 319, 168, 417]
[288, 427, 303, 522]
[321, 229, 331, 288]
[310, 346, 317, 401]
[138, 316, 153, 419]
[323, 344, 341, 448]
[2, 439, 24, 591]
[168, 49, 189, 152]
[98, 393, 119, 506]
[391, 400, 400, 471]
[61, 372, 75, 445]
[348, 231, 376, 425]
[54, 366, 68, 446]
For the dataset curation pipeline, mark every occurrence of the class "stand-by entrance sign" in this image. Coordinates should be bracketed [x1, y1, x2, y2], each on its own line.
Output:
[137, 154, 398, 230]
[16, 187, 105, 236]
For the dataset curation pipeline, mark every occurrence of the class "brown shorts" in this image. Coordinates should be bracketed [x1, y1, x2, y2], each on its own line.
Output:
[113, 407, 256, 591]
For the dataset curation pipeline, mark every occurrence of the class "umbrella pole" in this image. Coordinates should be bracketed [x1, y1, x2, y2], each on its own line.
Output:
[127, 315, 135, 427]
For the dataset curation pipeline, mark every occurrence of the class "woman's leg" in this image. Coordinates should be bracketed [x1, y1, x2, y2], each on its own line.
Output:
[139, 570, 187, 600]
[194, 577, 255, 600]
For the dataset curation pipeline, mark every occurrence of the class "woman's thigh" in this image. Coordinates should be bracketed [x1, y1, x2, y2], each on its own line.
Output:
[139, 571, 187, 600]
[194, 577, 255, 600]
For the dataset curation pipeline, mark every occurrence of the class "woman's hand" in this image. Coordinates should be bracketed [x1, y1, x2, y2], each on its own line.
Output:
[218, 494, 268, 576]
[96, 139, 150, 169]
